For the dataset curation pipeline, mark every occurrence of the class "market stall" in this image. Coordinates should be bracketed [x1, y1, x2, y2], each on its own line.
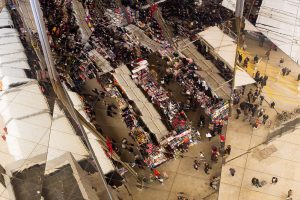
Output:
[130, 58, 202, 154]
[97, 69, 168, 168]
[164, 53, 229, 137]
[72, 0, 92, 43]
[113, 64, 170, 141]
[125, 24, 162, 52]
[196, 26, 255, 85]
[0, 8, 13, 28]
[88, 49, 114, 74]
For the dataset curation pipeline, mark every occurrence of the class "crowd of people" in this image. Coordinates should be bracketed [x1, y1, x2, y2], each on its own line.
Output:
[160, 0, 233, 37]
[233, 86, 272, 128]
[39, 0, 232, 184]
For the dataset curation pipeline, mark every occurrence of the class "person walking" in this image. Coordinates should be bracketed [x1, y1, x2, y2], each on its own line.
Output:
[194, 160, 200, 170]
[204, 163, 210, 174]
[265, 49, 271, 60]
[297, 73, 300, 81]
[254, 54, 259, 64]
[271, 177, 278, 184]
[206, 132, 212, 141]
[259, 95, 264, 105]
[262, 114, 269, 124]
[219, 134, 225, 149]
[259, 34, 265, 47]
[238, 53, 243, 63]
[225, 145, 231, 155]
[270, 101, 275, 108]
[279, 57, 284, 67]
[262, 75, 268, 87]
[287, 189, 293, 200]
[236, 108, 241, 119]
[254, 71, 260, 81]
[252, 177, 261, 187]
[229, 168, 236, 176]
[286, 68, 291, 75]
[247, 90, 253, 102]
[199, 152, 205, 160]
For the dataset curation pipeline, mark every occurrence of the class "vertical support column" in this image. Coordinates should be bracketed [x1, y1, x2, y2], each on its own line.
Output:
[146, 0, 175, 48]
[28, 1, 114, 199]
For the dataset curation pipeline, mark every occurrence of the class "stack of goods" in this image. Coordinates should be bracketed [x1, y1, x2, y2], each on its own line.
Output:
[171, 112, 190, 133]
[131, 59, 184, 125]
[121, 107, 138, 130]
[143, 143, 168, 168]
[132, 128, 148, 145]
[131, 59, 201, 153]
[172, 56, 229, 126]
[105, 8, 128, 27]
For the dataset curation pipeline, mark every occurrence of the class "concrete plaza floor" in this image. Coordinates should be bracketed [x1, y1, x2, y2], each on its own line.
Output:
[218, 33, 300, 200]
[219, 116, 300, 200]
[241, 35, 300, 112]
[119, 142, 221, 200]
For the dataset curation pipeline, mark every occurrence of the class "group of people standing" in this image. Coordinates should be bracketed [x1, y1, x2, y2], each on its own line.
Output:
[234, 87, 270, 128]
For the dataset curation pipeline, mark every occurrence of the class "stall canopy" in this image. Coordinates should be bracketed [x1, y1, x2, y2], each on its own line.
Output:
[45, 102, 90, 172]
[88, 49, 114, 74]
[66, 88, 115, 174]
[72, 0, 92, 43]
[125, 24, 162, 52]
[197, 26, 236, 68]
[197, 26, 255, 87]
[114, 65, 169, 141]
[0, 8, 13, 28]
[234, 66, 256, 88]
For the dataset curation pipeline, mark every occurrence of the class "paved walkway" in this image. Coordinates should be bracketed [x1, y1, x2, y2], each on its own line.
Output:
[219, 115, 300, 200]
[218, 33, 300, 200]
[241, 35, 300, 112]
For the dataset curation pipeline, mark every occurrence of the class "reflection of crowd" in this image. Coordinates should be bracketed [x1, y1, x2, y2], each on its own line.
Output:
[194, 41, 233, 81]
[233, 87, 270, 129]
[160, 0, 233, 36]
[40, 0, 231, 170]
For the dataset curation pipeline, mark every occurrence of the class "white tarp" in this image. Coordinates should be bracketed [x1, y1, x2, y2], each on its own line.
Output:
[1, 76, 31, 90]
[0, 8, 13, 28]
[0, 42, 24, 55]
[197, 26, 236, 69]
[221, 0, 236, 12]
[46, 102, 89, 165]
[0, 82, 92, 174]
[1, 61, 30, 70]
[0, 28, 19, 37]
[72, 0, 92, 43]
[234, 66, 256, 88]
[256, 0, 300, 63]
[113, 65, 169, 141]
[0, 35, 21, 45]
[197, 26, 255, 86]
[88, 49, 113, 73]
[0, 52, 27, 64]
